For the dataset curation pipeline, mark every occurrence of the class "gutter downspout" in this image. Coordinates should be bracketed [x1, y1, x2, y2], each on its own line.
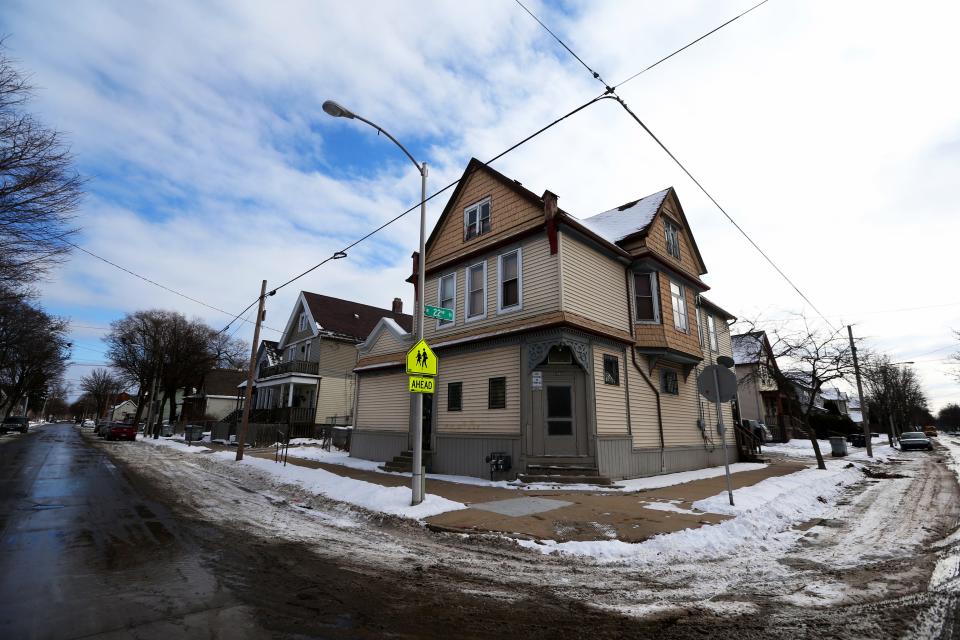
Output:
[625, 268, 666, 473]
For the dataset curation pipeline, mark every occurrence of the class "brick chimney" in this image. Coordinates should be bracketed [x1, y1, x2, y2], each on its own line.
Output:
[392, 298, 403, 314]
[542, 190, 559, 255]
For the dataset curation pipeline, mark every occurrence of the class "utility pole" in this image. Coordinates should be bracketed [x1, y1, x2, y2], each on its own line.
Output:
[847, 325, 872, 457]
[236, 280, 267, 462]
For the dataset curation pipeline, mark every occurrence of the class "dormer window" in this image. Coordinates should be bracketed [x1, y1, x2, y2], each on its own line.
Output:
[464, 199, 491, 240]
[664, 218, 681, 260]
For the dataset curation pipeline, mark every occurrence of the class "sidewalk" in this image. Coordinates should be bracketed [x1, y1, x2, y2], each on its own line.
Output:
[249, 449, 806, 543]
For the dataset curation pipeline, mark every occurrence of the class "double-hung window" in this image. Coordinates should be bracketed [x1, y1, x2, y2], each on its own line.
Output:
[707, 315, 718, 352]
[670, 281, 688, 332]
[633, 272, 658, 322]
[464, 199, 491, 240]
[465, 262, 486, 320]
[287, 346, 296, 362]
[664, 219, 681, 260]
[298, 312, 307, 331]
[488, 377, 506, 409]
[695, 307, 703, 345]
[438, 273, 456, 327]
[447, 382, 462, 412]
[498, 249, 521, 312]
[603, 355, 620, 386]
[304, 341, 312, 361]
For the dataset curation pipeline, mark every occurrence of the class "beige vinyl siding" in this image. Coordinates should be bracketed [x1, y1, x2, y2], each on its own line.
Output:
[435, 345, 520, 435]
[593, 346, 628, 436]
[695, 308, 736, 446]
[364, 329, 407, 359]
[315, 376, 355, 424]
[423, 235, 559, 342]
[657, 364, 705, 447]
[627, 366, 661, 448]
[355, 372, 409, 432]
[560, 234, 630, 333]
[318, 339, 359, 374]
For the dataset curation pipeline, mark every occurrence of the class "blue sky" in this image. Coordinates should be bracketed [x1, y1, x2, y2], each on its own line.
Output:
[3, 0, 959, 409]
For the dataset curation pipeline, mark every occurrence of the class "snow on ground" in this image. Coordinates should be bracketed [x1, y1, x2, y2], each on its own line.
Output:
[284, 446, 768, 492]
[518, 459, 865, 563]
[209, 451, 466, 520]
[765, 436, 900, 462]
[136, 434, 211, 454]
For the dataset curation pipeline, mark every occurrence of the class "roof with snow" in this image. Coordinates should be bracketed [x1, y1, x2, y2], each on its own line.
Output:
[577, 188, 670, 245]
[732, 332, 764, 365]
[302, 292, 413, 342]
[820, 387, 849, 402]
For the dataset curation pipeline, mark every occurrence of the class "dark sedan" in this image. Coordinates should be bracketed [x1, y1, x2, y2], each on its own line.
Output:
[899, 431, 933, 451]
[1, 416, 29, 434]
[104, 422, 137, 441]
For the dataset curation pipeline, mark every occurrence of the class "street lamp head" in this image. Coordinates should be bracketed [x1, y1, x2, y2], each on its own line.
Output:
[322, 100, 355, 119]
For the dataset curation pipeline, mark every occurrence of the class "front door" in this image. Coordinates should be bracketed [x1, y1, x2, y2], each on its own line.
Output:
[531, 367, 588, 457]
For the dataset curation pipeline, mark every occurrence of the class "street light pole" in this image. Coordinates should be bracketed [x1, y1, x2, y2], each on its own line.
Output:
[322, 100, 428, 505]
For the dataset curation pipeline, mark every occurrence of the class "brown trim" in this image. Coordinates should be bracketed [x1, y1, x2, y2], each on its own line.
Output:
[629, 249, 710, 291]
[424, 224, 543, 277]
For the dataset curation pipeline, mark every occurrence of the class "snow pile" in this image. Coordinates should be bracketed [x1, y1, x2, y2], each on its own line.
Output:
[766, 437, 899, 462]
[518, 460, 865, 563]
[214, 452, 466, 520]
[137, 434, 211, 454]
[615, 463, 767, 491]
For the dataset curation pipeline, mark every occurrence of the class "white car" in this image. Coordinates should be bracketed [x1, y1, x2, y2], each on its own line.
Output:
[82, 419, 95, 428]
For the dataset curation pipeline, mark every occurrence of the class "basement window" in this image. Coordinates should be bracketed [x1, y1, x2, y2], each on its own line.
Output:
[447, 382, 462, 412]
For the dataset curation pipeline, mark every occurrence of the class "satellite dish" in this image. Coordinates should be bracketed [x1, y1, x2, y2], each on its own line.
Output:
[717, 355, 735, 368]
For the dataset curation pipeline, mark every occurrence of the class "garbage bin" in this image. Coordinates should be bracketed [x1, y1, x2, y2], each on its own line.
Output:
[850, 433, 866, 447]
[184, 425, 204, 443]
[829, 436, 848, 457]
[332, 426, 352, 450]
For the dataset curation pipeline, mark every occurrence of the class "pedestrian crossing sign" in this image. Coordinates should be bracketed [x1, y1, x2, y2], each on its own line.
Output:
[406, 339, 438, 376]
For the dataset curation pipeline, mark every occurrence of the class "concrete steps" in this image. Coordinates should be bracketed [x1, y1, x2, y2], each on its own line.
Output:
[380, 450, 432, 474]
[517, 464, 613, 486]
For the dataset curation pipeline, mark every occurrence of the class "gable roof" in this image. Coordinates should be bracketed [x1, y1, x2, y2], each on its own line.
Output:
[578, 189, 670, 244]
[302, 292, 413, 342]
[202, 368, 247, 396]
[358, 316, 413, 355]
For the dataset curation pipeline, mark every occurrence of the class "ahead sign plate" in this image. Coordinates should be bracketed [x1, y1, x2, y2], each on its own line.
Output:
[408, 376, 435, 394]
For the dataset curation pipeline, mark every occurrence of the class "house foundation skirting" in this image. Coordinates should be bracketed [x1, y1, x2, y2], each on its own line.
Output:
[597, 437, 739, 480]
[350, 429, 407, 463]
[433, 433, 522, 480]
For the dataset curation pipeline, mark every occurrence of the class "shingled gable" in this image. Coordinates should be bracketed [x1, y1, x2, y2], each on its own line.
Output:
[278, 291, 413, 347]
[577, 187, 708, 276]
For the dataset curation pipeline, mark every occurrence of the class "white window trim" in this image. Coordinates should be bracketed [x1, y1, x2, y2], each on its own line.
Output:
[497, 247, 523, 314]
[670, 280, 688, 333]
[707, 315, 718, 352]
[633, 271, 660, 324]
[436, 272, 457, 331]
[695, 307, 703, 346]
[464, 260, 487, 322]
[664, 218, 682, 260]
[463, 197, 491, 241]
[305, 340, 312, 361]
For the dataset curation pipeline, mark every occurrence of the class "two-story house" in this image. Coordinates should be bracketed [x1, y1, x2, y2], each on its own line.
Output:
[732, 330, 804, 441]
[243, 291, 412, 431]
[351, 159, 739, 481]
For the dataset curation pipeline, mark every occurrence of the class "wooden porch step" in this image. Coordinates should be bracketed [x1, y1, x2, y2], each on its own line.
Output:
[525, 464, 599, 476]
[379, 450, 433, 473]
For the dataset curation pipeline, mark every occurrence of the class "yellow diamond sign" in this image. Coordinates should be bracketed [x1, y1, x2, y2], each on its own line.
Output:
[406, 339, 438, 377]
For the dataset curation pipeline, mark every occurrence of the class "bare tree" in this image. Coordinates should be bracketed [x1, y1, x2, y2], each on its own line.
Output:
[105, 310, 167, 425]
[0, 292, 70, 417]
[79, 368, 122, 419]
[863, 355, 928, 440]
[738, 316, 855, 470]
[939, 404, 960, 430]
[0, 43, 83, 293]
[210, 331, 248, 369]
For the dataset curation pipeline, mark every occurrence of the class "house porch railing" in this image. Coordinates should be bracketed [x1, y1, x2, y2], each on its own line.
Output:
[259, 360, 319, 378]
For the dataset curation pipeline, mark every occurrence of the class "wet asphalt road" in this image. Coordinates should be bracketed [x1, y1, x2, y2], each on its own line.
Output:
[0, 423, 259, 639]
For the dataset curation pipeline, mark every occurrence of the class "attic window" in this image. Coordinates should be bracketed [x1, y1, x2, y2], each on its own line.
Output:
[664, 218, 681, 260]
[464, 198, 491, 240]
[297, 312, 307, 331]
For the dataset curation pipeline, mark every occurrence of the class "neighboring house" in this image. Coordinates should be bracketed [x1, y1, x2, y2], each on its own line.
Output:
[243, 292, 412, 429]
[352, 158, 740, 481]
[731, 331, 805, 441]
[181, 368, 247, 421]
[108, 399, 137, 422]
[819, 386, 850, 415]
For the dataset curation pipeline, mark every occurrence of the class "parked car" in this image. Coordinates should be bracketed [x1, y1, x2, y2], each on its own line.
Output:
[0, 415, 29, 434]
[899, 431, 933, 451]
[923, 426, 938, 438]
[104, 422, 137, 441]
[95, 419, 112, 437]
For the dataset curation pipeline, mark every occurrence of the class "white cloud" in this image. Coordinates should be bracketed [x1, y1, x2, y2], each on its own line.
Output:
[5, 0, 958, 409]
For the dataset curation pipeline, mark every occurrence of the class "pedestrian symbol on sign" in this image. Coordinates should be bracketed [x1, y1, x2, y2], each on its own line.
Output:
[406, 339, 437, 377]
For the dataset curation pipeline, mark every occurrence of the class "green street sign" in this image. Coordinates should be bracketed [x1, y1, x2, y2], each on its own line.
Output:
[423, 305, 453, 322]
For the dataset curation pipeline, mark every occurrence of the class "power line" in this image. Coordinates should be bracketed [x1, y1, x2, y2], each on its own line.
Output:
[612, 0, 771, 90]
[220, 92, 610, 335]
[64, 240, 282, 334]
[515, 0, 834, 330]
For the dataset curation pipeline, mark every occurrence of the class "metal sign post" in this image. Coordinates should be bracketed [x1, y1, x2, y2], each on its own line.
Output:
[406, 338, 438, 505]
[698, 360, 739, 507]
